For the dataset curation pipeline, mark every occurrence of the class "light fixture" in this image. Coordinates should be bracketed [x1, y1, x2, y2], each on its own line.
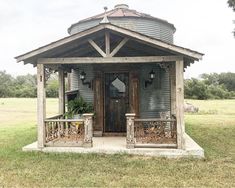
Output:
[80, 71, 91, 88]
[145, 69, 155, 88]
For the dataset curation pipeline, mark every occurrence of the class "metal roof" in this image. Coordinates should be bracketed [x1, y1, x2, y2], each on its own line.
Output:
[68, 4, 176, 33]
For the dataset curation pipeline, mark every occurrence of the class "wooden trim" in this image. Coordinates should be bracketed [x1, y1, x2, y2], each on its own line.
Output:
[93, 71, 104, 132]
[88, 39, 106, 57]
[110, 37, 129, 57]
[170, 63, 176, 115]
[38, 56, 183, 64]
[130, 71, 139, 116]
[37, 64, 46, 148]
[44, 119, 84, 122]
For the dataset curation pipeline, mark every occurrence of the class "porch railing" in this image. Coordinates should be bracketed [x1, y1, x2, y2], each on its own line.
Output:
[44, 113, 93, 147]
[126, 114, 177, 148]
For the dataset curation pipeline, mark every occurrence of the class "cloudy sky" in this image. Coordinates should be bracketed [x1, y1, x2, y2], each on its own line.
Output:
[0, 0, 234, 78]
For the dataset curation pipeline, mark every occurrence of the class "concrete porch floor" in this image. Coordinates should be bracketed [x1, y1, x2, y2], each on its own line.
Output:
[22, 134, 204, 158]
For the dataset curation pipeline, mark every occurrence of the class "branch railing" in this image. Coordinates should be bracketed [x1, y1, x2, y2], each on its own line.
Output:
[126, 113, 177, 148]
[44, 113, 93, 147]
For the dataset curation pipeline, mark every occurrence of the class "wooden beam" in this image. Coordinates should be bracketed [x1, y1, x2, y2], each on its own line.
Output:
[110, 37, 128, 57]
[170, 63, 176, 115]
[88, 39, 106, 57]
[105, 31, 110, 56]
[16, 24, 106, 62]
[38, 56, 183, 64]
[37, 64, 46, 149]
[58, 70, 65, 114]
[104, 24, 203, 60]
[175, 60, 185, 149]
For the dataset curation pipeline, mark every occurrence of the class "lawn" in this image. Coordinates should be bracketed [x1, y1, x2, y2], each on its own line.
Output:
[0, 98, 235, 187]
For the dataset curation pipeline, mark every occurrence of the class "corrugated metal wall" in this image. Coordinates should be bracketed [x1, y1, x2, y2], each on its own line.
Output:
[69, 18, 174, 44]
[70, 65, 94, 104]
[139, 64, 170, 118]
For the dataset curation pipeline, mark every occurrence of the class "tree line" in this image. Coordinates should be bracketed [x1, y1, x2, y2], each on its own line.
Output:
[0, 70, 235, 99]
[0, 71, 59, 98]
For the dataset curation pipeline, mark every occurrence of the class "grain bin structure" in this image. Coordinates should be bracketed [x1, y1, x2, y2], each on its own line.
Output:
[16, 4, 204, 157]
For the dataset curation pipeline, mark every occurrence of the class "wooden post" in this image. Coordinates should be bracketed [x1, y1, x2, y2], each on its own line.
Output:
[105, 31, 110, 57]
[175, 60, 185, 149]
[58, 70, 65, 114]
[170, 63, 176, 115]
[126, 113, 135, 149]
[37, 64, 46, 149]
[83, 113, 94, 147]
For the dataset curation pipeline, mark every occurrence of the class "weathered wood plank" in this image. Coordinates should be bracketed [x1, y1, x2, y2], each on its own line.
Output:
[37, 64, 46, 148]
[170, 63, 176, 115]
[110, 37, 128, 57]
[175, 60, 185, 149]
[88, 39, 106, 57]
[105, 31, 110, 56]
[44, 119, 84, 122]
[58, 70, 65, 114]
[38, 56, 183, 64]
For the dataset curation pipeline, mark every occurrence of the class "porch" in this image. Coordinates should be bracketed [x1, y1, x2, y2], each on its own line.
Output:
[23, 134, 204, 158]
[15, 23, 204, 157]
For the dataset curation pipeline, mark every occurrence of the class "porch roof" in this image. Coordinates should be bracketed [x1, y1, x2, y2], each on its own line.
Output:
[15, 23, 204, 65]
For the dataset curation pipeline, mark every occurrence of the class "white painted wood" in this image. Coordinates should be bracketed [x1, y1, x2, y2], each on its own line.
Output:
[38, 56, 183, 64]
[58, 70, 65, 114]
[175, 60, 185, 149]
[37, 64, 46, 149]
[88, 39, 106, 57]
[110, 38, 129, 57]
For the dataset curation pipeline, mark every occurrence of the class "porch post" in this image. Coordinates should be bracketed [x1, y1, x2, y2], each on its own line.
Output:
[126, 113, 135, 149]
[175, 60, 185, 149]
[83, 113, 94, 147]
[58, 69, 65, 114]
[37, 64, 46, 149]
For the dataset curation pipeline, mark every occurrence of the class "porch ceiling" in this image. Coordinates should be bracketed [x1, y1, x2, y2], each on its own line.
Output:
[15, 23, 204, 66]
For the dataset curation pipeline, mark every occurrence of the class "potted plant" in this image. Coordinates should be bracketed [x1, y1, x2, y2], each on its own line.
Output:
[66, 97, 93, 119]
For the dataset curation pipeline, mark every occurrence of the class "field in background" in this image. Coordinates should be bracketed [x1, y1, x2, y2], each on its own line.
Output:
[0, 98, 235, 187]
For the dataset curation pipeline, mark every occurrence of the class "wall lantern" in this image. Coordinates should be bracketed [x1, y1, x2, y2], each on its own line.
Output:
[145, 69, 155, 88]
[80, 71, 91, 88]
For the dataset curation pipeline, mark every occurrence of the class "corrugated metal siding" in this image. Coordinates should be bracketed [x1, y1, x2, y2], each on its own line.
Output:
[69, 18, 174, 44]
[70, 65, 94, 104]
[139, 64, 170, 118]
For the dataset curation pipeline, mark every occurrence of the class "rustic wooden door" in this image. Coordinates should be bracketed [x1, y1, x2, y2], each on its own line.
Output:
[105, 73, 129, 132]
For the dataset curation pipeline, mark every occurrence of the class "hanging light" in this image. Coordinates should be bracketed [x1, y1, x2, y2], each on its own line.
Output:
[145, 69, 155, 88]
[79, 71, 91, 88]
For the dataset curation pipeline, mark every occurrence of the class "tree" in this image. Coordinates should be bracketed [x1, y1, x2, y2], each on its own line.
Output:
[0, 71, 14, 97]
[228, 0, 235, 36]
[228, 0, 235, 11]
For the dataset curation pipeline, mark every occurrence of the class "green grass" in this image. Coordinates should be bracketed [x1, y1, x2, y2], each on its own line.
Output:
[0, 98, 235, 187]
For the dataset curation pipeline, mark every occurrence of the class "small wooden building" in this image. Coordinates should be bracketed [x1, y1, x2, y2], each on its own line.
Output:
[16, 4, 203, 152]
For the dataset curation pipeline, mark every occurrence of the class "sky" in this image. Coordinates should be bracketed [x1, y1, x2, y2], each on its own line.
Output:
[0, 0, 234, 78]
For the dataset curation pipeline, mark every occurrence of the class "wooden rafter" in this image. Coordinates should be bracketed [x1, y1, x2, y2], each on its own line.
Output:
[110, 37, 129, 57]
[88, 39, 106, 57]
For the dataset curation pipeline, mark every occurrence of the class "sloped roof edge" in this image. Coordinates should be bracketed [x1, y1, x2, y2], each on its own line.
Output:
[15, 23, 203, 63]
